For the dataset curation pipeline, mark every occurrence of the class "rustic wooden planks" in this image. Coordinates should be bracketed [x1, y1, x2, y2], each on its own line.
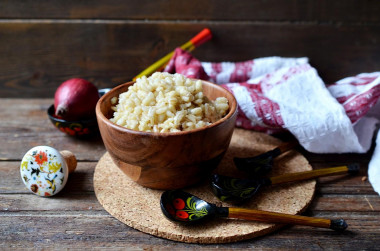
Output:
[0, 99, 106, 160]
[0, 1, 379, 98]
[1, 1, 380, 247]
[0, 162, 97, 194]
[0, 0, 379, 22]
[1, 98, 379, 249]
[1, 22, 379, 98]
[0, 213, 378, 249]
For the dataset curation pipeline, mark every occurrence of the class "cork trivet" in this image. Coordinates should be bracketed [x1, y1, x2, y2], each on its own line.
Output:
[94, 129, 316, 244]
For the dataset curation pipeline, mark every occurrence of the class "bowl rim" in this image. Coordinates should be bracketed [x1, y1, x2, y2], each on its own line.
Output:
[96, 79, 238, 136]
[47, 105, 98, 124]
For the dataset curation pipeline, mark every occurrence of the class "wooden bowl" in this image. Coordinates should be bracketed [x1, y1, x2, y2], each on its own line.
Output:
[95, 80, 238, 190]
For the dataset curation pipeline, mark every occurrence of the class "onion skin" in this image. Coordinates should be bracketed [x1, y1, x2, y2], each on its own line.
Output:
[54, 78, 99, 121]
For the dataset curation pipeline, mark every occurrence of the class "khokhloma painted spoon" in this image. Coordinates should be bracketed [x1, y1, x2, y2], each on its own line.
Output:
[212, 163, 359, 203]
[234, 140, 298, 176]
[160, 190, 347, 231]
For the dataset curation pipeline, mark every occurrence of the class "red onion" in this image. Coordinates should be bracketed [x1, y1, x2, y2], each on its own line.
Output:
[54, 78, 99, 121]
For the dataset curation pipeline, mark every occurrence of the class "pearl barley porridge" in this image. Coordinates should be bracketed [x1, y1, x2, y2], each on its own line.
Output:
[110, 72, 229, 132]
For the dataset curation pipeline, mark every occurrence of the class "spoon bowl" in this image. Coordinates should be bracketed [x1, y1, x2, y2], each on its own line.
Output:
[234, 140, 298, 176]
[160, 190, 218, 223]
[211, 174, 269, 203]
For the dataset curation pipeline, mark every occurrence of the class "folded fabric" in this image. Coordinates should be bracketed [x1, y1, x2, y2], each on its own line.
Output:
[164, 48, 380, 194]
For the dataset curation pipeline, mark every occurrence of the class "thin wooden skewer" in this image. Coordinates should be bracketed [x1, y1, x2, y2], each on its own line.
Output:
[133, 28, 212, 80]
[269, 165, 356, 185]
[226, 207, 346, 230]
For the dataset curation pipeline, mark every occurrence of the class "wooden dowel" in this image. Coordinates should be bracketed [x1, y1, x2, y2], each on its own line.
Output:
[133, 28, 212, 80]
[59, 150, 77, 173]
[155, 43, 197, 72]
[270, 165, 349, 185]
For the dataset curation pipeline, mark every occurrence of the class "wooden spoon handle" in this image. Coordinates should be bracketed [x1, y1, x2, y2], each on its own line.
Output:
[227, 207, 347, 230]
[269, 163, 359, 185]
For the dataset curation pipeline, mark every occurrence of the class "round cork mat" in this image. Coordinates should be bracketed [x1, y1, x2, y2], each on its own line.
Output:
[94, 129, 316, 244]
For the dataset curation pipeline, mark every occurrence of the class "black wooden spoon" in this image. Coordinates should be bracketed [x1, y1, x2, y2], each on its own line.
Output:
[160, 190, 347, 231]
[212, 163, 359, 203]
[234, 140, 298, 176]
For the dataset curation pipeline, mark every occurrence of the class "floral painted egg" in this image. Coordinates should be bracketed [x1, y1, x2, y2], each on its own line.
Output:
[20, 146, 76, 197]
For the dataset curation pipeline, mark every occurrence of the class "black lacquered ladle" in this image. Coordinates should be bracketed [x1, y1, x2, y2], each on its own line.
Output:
[160, 190, 347, 231]
[234, 140, 298, 176]
[212, 163, 359, 203]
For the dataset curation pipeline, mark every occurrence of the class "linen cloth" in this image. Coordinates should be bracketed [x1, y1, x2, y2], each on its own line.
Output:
[164, 48, 380, 194]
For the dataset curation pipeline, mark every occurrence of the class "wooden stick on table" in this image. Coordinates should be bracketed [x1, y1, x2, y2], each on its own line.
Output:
[133, 28, 212, 80]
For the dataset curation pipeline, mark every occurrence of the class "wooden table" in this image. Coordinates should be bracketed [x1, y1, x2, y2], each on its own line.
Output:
[1, 98, 379, 250]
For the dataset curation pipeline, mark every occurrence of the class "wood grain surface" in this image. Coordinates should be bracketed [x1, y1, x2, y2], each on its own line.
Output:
[0, 1, 379, 98]
[1, 1, 379, 249]
[0, 0, 379, 22]
[0, 99, 379, 249]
